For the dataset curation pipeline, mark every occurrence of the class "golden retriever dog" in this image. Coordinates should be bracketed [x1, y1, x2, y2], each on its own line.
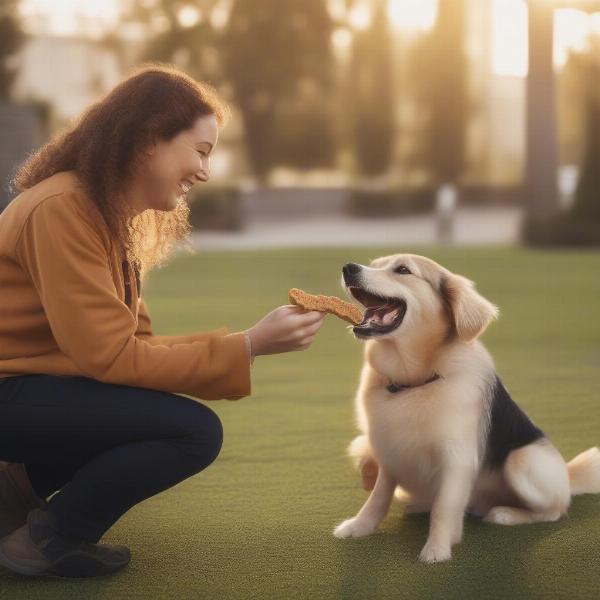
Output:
[333, 253, 600, 563]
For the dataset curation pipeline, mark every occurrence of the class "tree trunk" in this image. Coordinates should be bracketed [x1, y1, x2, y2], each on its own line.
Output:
[525, 0, 559, 219]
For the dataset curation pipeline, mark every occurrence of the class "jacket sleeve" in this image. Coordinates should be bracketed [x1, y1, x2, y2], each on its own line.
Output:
[136, 297, 232, 347]
[15, 193, 251, 400]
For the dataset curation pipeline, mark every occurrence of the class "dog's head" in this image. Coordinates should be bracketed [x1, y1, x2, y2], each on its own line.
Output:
[341, 253, 498, 346]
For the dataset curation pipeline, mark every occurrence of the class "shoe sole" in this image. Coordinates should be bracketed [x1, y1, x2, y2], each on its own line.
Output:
[0, 520, 26, 541]
[0, 544, 130, 578]
[0, 542, 49, 577]
[0, 532, 130, 579]
[51, 551, 130, 578]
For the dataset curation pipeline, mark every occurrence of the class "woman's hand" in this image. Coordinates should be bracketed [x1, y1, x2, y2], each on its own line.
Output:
[246, 305, 326, 358]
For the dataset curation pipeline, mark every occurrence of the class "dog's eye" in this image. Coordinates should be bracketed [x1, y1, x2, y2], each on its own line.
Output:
[394, 265, 411, 275]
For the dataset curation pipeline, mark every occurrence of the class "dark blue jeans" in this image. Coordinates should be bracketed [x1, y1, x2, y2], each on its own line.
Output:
[0, 374, 223, 543]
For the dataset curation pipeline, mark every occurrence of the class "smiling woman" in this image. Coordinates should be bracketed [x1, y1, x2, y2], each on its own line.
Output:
[125, 112, 219, 214]
[12, 64, 228, 275]
[0, 63, 328, 579]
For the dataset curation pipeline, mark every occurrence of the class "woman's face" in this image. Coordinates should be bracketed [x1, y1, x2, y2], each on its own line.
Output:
[135, 113, 219, 212]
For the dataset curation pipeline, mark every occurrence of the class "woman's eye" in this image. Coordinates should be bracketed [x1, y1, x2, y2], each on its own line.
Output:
[394, 265, 411, 275]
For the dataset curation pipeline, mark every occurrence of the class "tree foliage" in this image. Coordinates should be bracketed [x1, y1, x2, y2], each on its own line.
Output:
[131, 0, 336, 179]
[0, 0, 25, 100]
[408, 0, 468, 184]
[572, 54, 600, 222]
[223, 0, 336, 179]
[350, 0, 395, 177]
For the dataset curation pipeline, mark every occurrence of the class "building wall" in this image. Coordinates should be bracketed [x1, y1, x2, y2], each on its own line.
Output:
[13, 35, 122, 126]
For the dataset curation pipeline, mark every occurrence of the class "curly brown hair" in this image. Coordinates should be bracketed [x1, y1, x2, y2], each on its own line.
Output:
[12, 63, 229, 277]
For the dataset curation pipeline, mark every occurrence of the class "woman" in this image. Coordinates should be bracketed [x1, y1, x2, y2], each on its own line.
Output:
[0, 65, 325, 579]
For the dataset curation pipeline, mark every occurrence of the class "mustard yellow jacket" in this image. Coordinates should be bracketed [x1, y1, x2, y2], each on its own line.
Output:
[0, 171, 251, 401]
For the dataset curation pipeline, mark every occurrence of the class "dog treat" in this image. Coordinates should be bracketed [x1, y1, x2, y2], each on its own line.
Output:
[288, 288, 363, 325]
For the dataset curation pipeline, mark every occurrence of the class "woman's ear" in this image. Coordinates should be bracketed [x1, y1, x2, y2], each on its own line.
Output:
[440, 274, 499, 342]
[144, 140, 157, 156]
[138, 132, 157, 157]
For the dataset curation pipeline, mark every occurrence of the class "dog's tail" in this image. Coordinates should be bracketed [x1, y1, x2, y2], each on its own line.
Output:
[348, 434, 380, 491]
[567, 447, 600, 496]
[347, 434, 372, 470]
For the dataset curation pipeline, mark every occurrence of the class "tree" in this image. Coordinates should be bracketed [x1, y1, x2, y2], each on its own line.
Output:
[558, 49, 588, 166]
[118, 0, 224, 83]
[408, 0, 468, 185]
[571, 50, 600, 222]
[350, 0, 395, 177]
[523, 34, 600, 245]
[0, 0, 25, 100]
[127, 0, 336, 180]
[572, 98, 600, 222]
[223, 0, 336, 180]
[524, 0, 559, 220]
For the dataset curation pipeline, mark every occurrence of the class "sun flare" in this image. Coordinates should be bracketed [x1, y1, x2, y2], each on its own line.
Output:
[19, 0, 120, 36]
[18, 0, 597, 76]
[388, 0, 438, 32]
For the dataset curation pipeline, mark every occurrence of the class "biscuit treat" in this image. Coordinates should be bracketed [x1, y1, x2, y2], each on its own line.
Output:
[288, 288, 363, 325]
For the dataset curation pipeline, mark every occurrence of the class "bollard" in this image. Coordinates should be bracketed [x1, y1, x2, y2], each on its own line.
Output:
[435, 183, 457, 245]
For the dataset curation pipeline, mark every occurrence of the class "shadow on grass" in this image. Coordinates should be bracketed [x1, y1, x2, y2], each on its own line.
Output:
[334, 495, 600, 600]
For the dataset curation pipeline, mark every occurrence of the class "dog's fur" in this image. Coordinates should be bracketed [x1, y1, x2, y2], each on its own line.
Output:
[333, 253, 600, 563]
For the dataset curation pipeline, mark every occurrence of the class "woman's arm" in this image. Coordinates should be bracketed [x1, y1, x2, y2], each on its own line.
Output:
[135, 298, 230, 346]
[15, 192, 251, 400]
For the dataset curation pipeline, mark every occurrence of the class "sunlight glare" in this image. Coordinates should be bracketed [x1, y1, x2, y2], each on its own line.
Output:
[332, 27, 353, 52]
[348, 2, 371, 31]
[492, 0, 528, 77]
[19, 0, 120, 36]
[388, 0, 438, 32]
[554, 9, 590, 68]
[178, 5, 200, 29]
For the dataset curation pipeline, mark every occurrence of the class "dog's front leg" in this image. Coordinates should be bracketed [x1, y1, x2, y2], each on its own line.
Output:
[333, 469, 395, 538]
[419, 466, 473, 564]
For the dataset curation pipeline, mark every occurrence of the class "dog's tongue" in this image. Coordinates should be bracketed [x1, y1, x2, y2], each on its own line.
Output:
[381, 306, 401, 326]
[362, 303, 401, 327]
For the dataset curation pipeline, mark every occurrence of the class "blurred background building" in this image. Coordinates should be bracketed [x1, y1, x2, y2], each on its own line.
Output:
[1, 0, 599, 247]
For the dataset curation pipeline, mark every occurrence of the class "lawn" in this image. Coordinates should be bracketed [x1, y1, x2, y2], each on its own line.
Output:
[2, 246, 599, 599]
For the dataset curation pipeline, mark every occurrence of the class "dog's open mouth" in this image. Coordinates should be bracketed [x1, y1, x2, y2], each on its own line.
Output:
[348, 286, 407, 338]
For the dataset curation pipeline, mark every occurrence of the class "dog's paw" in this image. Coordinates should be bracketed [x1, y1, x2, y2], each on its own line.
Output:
[483, 507, 516, 525]
[333, 517, 377, 539]
[419, 540, 452, 564]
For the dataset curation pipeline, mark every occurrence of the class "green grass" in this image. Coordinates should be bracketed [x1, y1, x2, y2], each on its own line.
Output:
[3, 246, 599, 599]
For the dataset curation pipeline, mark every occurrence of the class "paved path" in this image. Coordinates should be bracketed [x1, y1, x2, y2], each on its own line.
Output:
[190, 206, 523, 250]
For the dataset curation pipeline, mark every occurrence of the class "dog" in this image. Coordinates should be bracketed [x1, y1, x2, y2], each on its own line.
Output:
[332, 253, 600, 563]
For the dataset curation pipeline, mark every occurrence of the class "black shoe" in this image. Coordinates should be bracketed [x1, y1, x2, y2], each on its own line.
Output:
[0, 508, 131, 578]
[0, 463, 47, 539]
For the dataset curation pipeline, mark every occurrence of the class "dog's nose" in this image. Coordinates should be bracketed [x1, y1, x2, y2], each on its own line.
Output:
[343, 263, 361, 278]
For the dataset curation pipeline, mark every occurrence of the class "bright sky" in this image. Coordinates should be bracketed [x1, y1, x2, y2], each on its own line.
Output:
[492, 0, 598, 76]
[18, 0, 600, 76]
[19, 0, 121, 38]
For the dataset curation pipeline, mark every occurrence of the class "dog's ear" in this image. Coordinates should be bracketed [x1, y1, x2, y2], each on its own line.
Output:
[440, 274, 499, 342]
